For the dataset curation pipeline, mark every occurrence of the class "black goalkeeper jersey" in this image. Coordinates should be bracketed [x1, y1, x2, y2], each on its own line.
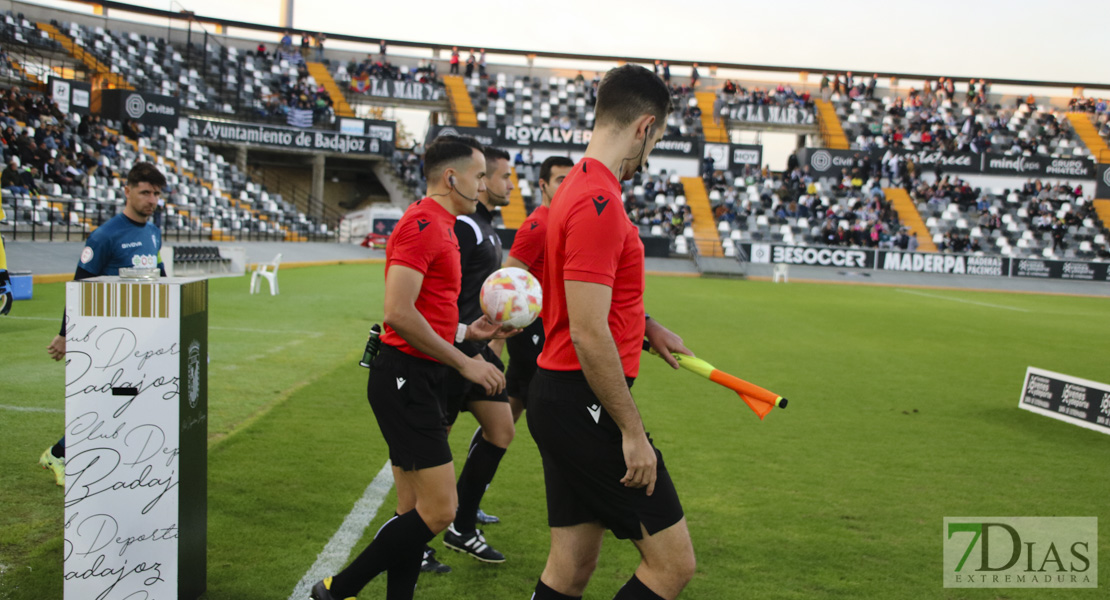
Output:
[454, 201, 502, 325]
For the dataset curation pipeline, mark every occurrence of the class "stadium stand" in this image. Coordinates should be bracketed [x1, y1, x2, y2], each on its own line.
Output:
[706, 174, 904, 251]
[834, 92, 1087, 158]
[40, 18, 338, 126]
[462, 72, 596, 131]
[0, 86, 332, 242]
[336, 55, 441, 90]
[910, 177, 1104, 259]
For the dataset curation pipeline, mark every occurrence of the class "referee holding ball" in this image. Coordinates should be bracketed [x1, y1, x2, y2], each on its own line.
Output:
[311, 135, 509, 600]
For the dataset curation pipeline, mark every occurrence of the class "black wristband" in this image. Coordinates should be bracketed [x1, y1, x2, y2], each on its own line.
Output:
[645, 313, 651, 322]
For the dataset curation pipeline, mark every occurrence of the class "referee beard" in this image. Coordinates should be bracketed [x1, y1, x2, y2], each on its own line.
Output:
[527, 65, 697, 600]
[312, 137, 511, 600]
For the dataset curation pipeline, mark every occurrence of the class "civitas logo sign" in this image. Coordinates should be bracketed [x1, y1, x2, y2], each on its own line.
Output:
[1103, 167, 1110, 187]
[124, 93, 176, 119]
[810, 150, 831, 171]
[125, 94, 146, 119]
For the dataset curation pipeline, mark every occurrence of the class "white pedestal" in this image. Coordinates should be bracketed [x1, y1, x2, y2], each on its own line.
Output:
[63, 277, 208, 600]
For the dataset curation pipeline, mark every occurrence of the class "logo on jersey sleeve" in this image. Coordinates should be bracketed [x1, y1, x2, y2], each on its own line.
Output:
[592, 195, 610, 216]
[530, 221, 538, 230]
[80, 246, 94, 264]
[417, 219, 430, 231]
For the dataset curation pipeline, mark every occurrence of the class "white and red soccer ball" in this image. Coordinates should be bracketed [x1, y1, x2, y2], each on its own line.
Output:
[479, 267, 542, 329]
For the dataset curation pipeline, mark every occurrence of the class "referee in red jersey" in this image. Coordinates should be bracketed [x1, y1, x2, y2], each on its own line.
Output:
[527, 65, 696, 600]
[312, 136, 509, 600]
[503, 155, 574, 422]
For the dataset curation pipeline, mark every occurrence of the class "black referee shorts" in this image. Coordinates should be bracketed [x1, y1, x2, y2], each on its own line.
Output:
[526, 368, 684, 540]
[505, 317, 544, 402]
[442, 342, 509, 427]
[367, 345, 452, 471]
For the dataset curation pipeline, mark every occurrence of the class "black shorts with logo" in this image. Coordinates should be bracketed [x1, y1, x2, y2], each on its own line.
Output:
[505, 316, 544, 401]
[442, 341, 509, 427]
[367, 344, 452, 471]
[526, 368, 684, 540]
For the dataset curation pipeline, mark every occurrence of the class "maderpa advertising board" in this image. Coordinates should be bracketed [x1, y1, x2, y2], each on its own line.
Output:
[741, 243, 1109, 282]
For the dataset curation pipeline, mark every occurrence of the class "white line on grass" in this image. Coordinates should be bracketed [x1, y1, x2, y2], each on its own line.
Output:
[0, 404, 62, 413]
[288, 460, 394, 600]
[3, 316, 60, 321]
[897, 289, 1031, 312]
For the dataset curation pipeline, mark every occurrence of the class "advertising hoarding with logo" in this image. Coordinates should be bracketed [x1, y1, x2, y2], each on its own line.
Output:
[726, 103, 816, 127]
[188, 117, 389, 156]
[799, 148, 1098, 180]
[99, 89, 180, 129]
[730, 144, 763, 168]
[49, 77, 91, 116]
[739, 243, 1106, 283]
[1097, 164, 1110, 199]
[1018, 366, 1110, 434]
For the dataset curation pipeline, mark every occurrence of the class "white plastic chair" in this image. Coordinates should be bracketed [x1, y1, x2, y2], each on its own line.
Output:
[773, 263, 790, 283]
[250, 253, 282, 295]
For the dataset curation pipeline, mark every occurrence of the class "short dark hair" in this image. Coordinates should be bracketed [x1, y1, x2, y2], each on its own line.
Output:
[126, 162, 166, 189]
[594, 65, 673, 130]
[423, 135, 484, 179]
[539, 156, 574, 182]
[483, 146, 510, 166]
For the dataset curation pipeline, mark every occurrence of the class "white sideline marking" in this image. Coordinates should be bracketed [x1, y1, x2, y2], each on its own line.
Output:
[3, 316, 59, 321]
[897, 289, 1031, 312]
[0, 404, 62, 413]
[288, 461, 394, 600]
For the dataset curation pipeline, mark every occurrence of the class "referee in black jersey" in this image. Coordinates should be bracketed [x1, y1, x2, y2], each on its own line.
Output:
[440, 146, 520, 563]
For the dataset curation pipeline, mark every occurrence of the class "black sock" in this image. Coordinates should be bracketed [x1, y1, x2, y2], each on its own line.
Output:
[612, 574, 665, 600]
[532, 579, 581, 600]
[454, 434, 506, 532]
[52, 437, 65, 459]
[468, 426, 483, 456]
[385, 541, 422, 600]
[329, 510, 435, 598]
[396, 512, 436, 558]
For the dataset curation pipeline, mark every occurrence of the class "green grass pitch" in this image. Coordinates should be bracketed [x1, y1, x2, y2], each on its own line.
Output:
[1, 264, 1107, 599]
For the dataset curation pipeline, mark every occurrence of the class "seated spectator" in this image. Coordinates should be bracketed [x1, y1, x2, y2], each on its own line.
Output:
[2, 159, 27, 194]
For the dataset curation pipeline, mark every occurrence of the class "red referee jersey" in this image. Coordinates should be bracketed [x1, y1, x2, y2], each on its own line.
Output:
[509, 204, 548, 281]
[538, 158, 646, 378]
[381, 198, 461, 361]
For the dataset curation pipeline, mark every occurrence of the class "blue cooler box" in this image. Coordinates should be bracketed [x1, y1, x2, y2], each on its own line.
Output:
[10, 271, 32, 300]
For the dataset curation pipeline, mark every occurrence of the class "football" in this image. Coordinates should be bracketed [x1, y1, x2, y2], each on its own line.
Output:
[479, 267, 542, 329]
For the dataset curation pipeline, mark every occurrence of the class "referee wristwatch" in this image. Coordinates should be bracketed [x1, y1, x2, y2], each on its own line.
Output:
[456, 323, 468, 344]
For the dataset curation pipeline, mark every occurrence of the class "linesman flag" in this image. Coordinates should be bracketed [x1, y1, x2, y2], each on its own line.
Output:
[644, 341, 787, 420]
